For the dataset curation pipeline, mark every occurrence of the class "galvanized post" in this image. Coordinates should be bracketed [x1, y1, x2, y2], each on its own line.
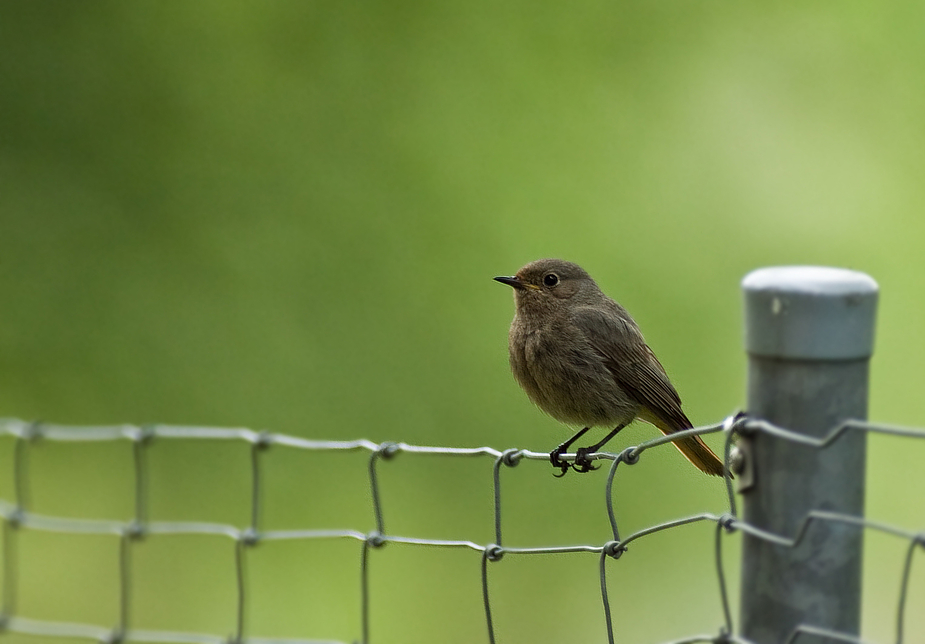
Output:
[739, 266, 878, 643]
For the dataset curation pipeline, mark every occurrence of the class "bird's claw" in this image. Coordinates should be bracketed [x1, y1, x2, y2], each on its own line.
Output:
[549, 446, 599, 476]
[572, 447, 599, 473]
[550, 448, 570, 477]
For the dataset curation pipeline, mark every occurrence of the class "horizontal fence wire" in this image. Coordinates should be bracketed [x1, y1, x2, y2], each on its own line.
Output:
[0, 416, 923, 644]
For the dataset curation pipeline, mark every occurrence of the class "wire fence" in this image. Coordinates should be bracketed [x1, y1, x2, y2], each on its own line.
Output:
[0, 415, 923, 644]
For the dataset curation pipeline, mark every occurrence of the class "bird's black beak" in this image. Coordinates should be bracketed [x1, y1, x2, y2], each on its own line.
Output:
[494, 275, 525, 290]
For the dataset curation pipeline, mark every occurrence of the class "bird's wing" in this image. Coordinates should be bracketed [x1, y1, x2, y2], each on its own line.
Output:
[571, 307, 692, 431]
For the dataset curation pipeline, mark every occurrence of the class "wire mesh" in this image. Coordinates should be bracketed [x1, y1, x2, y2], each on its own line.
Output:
[0, 416, 922, 644]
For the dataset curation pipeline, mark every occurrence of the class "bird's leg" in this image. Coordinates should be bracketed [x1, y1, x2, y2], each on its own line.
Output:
[573, 423, 628, 473]
[549, 427, 591, 477]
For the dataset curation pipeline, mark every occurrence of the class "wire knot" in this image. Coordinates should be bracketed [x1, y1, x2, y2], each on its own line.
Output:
[725, 411, 753, 436]
[366, 531, 386, 548]
[134, 425, 156, 444]
[252, 430, 273, 450]
[21, 420, 43, 441]
[620, 447, 640, 466]
[101, 628, 125, 644]
[500, 449, 522, 467]
[376, 442, 400, 460]
[240, 527, 260, 547]
[603, 540, 626, 559]
[484, 544, 504, 562]
[124, 521, 146, 540]
[718, 514, 737, 533]
[6, 508, 25, 529]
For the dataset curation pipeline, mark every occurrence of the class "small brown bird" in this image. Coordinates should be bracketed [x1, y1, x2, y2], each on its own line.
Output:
[495, 259, 724, 477]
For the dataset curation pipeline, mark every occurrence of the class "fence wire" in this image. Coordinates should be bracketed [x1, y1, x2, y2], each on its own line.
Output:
[0, 416, 922, 644]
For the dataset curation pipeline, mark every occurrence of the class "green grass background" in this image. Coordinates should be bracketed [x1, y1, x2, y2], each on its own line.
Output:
[2, 2, 924, 643]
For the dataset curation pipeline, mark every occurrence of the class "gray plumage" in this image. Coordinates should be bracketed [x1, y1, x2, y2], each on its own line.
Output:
[496, 258, 724, 476]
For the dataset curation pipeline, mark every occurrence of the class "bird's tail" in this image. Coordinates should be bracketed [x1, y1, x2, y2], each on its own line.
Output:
[641, 411, 726, 477]
[672, 434, 725, 477]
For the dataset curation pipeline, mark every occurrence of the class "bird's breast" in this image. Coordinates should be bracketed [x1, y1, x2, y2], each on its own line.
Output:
[509, 320, 638, 427]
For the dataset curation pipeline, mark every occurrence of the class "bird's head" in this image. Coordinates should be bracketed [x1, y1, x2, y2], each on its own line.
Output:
[494, 259, 603, 314]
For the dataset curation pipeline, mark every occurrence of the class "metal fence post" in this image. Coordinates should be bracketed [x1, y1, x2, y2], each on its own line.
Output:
[739, 266, 878, 643]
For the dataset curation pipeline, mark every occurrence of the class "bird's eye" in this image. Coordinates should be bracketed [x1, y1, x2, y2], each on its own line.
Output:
[543, 273, 559, 287]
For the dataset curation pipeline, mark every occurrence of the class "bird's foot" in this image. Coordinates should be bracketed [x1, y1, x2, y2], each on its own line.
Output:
[572, 447, 600, 473]
[549, 447, 571, 477]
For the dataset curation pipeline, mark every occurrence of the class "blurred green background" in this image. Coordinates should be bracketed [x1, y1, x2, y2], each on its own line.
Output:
[2, 2, 924, 643]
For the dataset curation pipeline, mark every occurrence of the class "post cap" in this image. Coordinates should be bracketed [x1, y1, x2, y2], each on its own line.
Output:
[742, 266, 878, 360]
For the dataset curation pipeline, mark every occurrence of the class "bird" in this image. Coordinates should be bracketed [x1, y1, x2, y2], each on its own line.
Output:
[494, 258, 724, 477]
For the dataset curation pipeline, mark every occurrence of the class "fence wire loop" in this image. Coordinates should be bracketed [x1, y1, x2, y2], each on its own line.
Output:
[103, 628, 124, 644]
[123, 522, 145, 541]
[365, 530, 386, 549]
[376, 441, 400, 459]
[725, 411, 750, 435]
[484, 544, 504, 562]
[602, 540, 624, 559]
[251, 430, 273, 449]
[619, 445, 640, 465]
[134, 425, 157, 444]
[499, 448, 522, 467]
[718, 514, 737, 534]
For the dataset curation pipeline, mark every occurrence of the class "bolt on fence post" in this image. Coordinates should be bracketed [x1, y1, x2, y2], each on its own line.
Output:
[739, 266, 878, 643]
